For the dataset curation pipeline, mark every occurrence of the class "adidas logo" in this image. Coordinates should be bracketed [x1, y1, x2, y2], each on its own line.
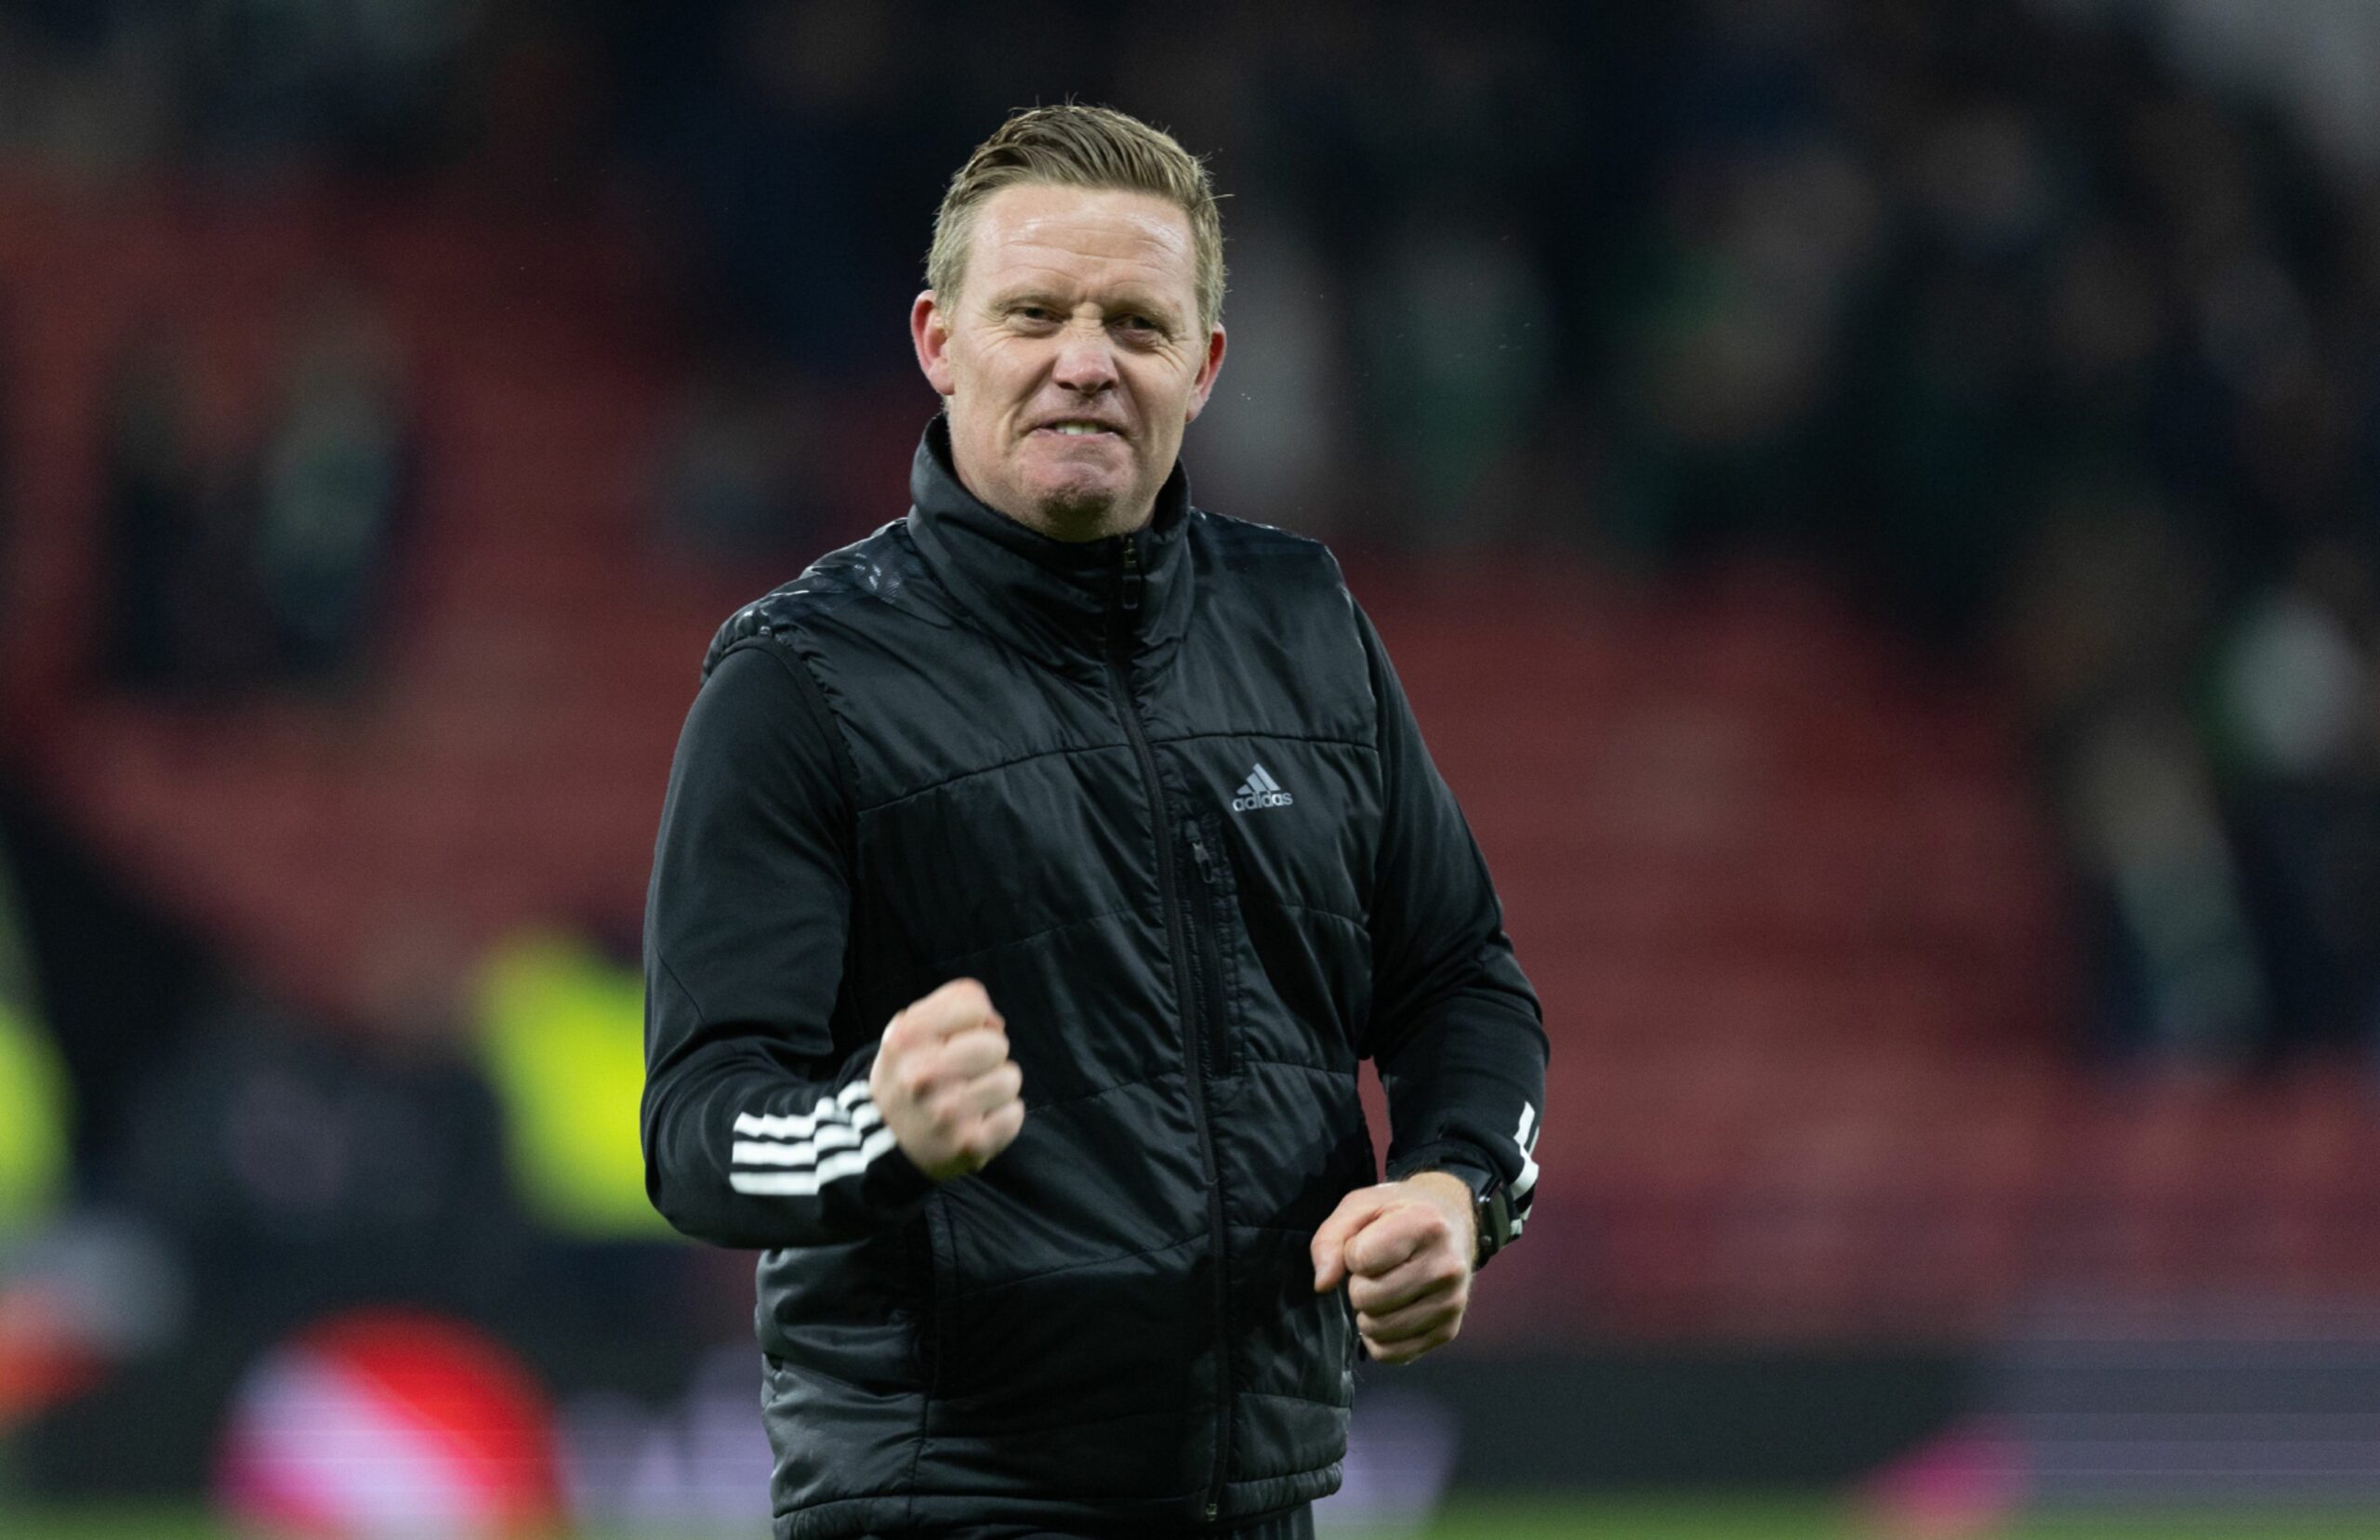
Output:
[1230, 763, 1294, 812]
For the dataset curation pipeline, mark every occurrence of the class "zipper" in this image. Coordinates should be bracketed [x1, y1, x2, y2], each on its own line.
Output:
[1107, 537, 1233, 1526]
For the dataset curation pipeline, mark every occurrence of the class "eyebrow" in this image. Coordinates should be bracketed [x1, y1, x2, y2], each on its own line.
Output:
[992, 290, 1183, 330]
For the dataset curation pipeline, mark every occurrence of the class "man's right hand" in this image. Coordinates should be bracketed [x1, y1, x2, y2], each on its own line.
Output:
[868, 978, 1025, 1181]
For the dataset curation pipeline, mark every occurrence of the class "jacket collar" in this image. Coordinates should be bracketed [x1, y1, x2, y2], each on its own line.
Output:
[904, 415, 1197, 670]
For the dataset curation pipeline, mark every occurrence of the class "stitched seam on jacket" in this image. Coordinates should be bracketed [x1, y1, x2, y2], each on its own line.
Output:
[1152, 729, 1375, 754]
[949, 1233, 1202, 1301]
[654, 954, 706, 1019]
[736, 635, 866, 821]
[856, 740, 1135, 814]
[928, 902, 1150, 968]
[1232, 1055, 1355, 1078]
[1254, 899, 1367, 928]
[854, 731, 1379, 816]
[1016, 1069, 1182, 1117]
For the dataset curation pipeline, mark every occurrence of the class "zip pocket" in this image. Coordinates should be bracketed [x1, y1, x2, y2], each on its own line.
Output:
[922, 1193, 959, 1397]
[1183, 812, 1240, 1080]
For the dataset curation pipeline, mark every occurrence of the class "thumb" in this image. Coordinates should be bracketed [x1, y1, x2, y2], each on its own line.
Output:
[1312, 1186, 1392, 1294]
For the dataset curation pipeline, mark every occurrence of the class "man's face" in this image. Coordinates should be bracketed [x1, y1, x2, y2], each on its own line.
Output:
[912, 183, 1225, 541]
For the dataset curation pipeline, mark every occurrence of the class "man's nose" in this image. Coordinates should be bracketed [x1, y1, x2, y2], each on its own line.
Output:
[1051, 321, 1118, 394]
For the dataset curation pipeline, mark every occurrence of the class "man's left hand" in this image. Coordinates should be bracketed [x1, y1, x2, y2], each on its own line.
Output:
[1310, 1172, 1475, 1364]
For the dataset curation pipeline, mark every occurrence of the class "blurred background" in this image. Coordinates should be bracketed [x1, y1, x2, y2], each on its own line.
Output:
[1, 0, 2378, 1536]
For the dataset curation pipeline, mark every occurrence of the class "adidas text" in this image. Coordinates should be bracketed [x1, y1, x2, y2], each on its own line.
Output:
[1230, 763, 1294, 813]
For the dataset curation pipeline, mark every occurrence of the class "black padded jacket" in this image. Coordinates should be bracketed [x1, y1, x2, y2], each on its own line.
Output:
[642, 421, 1547, 1539]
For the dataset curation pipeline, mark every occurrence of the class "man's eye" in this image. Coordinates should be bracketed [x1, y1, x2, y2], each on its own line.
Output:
[1116, 315, 1159, 335]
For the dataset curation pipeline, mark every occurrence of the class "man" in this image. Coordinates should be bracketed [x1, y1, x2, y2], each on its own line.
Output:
[642, 105, 1546, 1540]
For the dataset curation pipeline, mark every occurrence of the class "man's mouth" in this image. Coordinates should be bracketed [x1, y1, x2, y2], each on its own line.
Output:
[1033, 421, 1123, 438]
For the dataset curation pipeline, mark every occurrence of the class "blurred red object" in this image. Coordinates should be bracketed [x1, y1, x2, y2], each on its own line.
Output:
[215, 1307, 562, 1538]
[0, 1283, 105, 1430]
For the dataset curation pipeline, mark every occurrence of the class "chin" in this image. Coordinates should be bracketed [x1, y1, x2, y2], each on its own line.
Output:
[1030, 474, 1127, 526]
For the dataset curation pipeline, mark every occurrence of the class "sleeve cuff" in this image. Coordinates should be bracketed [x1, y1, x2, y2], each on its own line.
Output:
[1385, 1139, 1498, 1195]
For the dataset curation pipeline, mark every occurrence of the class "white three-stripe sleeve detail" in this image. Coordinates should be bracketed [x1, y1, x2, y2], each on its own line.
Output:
[730, 1126, 902, 1194]
[734, 1099, 840, 1140]
[1513, 1101, 1541, 1200]
[729, 1080, 899, 1195]
[733, 1078, 879, 1141]
[732, 1123, 865, 1165]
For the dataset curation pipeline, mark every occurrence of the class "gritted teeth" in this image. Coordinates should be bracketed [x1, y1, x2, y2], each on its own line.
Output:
[1042, 421, 1118, 435]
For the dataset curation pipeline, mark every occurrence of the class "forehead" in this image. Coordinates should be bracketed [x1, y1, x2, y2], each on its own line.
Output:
[965, 183, 1198, 306]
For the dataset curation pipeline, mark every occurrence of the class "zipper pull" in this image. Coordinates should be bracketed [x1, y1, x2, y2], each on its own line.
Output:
[1118, 538, 1144, 613]
[1187, 825, 1214, 885]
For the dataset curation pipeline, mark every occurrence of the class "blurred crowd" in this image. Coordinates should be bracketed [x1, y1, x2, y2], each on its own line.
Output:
[0, 4, 2377, 1476]
[13, 0, 2364, 1059]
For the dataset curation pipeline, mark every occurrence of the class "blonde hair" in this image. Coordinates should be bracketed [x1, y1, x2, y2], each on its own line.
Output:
[927, 103, 1226, 333]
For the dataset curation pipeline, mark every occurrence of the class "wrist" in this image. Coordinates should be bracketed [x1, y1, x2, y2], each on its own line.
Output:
[1399, 1170, 1479, 1268]
[1416, 1164, 1514, 1270]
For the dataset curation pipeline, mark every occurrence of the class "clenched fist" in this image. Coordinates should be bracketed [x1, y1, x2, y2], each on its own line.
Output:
[1311, 1172, 1477, 1364]
[869, 978, 1025, 1181]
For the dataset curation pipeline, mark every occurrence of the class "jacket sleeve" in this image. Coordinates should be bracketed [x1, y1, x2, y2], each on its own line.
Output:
[642, 639, 933, 1249]
[1353, 599, 1549, 1244]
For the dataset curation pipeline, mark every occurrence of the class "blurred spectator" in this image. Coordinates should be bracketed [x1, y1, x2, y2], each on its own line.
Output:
[2209, 540, 2380, 1053]
[96, 322, 238, 692]
[246, 284, 415, 689]
[474, 927, 668, 1241]
[2001, 485, 2268, 1060]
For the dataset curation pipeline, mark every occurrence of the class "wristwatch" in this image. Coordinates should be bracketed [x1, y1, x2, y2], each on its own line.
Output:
[1448, 1165, 1514, 1270]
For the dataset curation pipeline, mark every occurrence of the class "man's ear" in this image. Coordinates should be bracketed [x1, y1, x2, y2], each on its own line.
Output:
[1183, 323, 1227, 423]
[912, 291, 956, 397]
